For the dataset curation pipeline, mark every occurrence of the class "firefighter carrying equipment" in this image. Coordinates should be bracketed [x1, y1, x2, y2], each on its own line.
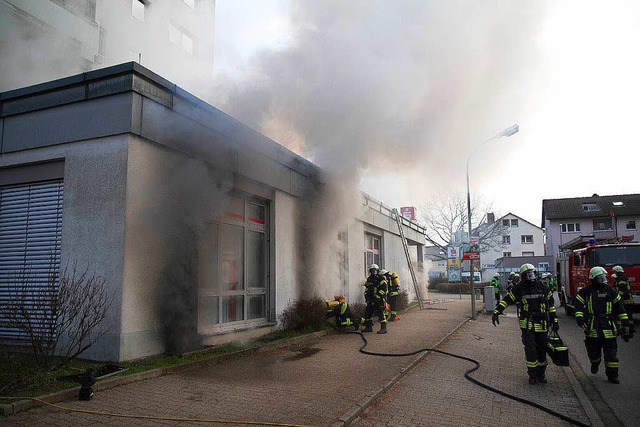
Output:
[575, 266, 632, 383]
[611, 266, 635, 333]
[493, 264, 558, 383]
[383, 271, 401, 321]
[325, 295, 359, 330]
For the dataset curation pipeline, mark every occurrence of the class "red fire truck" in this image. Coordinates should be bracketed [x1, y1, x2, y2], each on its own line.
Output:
[557, 242, 640, 316]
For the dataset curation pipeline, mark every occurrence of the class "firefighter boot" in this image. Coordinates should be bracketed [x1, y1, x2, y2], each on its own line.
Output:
[362, 321, 373, 333]
[388, 313, 395, 322]
[591, 363, 599, 374]
[608, 376, 620, 384]
[353, 318, 360, 331]
[537, 366, 547, 384]
[377, 323, 387, 334]
[528, 372, 538, 385]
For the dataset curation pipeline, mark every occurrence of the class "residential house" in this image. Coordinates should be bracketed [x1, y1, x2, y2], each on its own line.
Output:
[481, 213, 550, 286]
[542, 193, 640, 263]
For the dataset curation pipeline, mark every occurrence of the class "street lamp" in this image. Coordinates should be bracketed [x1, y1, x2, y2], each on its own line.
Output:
[466, 124, 519, 320]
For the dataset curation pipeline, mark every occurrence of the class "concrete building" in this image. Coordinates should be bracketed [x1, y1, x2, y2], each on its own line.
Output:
[0, 63, 426, 362]
[480, 213, 546, 285]
[542, 193, 640, 263]
[0, 0, 216, 99]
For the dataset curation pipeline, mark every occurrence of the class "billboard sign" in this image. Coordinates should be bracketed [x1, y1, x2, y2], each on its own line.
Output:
[400, 206, 416, 221]
[447, 247, 460, 259]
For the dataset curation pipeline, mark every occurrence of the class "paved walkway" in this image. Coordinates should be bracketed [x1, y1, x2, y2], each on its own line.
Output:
[1, 297, 598, 426]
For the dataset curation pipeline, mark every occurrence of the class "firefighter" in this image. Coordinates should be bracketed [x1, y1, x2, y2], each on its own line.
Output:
[492, 263, 559, 384]
[612, 265, 635, 333]
[325, 295, 359, 330]
[549, 274, 558, 292]
[575, 266, 633, 384]
[506, 271, 517, 293]
[383, 271, 401, 321]
[362, 264, 388, 334]
[490, 273, 501, 301]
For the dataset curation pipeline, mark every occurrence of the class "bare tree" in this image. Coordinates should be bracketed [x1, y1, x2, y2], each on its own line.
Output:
[0, 263, 112, 371]
[419, 192, 507, 253]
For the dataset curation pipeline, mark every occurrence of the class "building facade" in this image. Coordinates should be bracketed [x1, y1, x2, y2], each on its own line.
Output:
[0, 63, 427, 362]
[0, 0, 216, 100]
[480, 213, 546, 285]
[543, 193, 640, 263]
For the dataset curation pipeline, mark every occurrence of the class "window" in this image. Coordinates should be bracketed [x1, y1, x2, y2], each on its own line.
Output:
[582, 203, 600, 212]
[0, 180, 64, 340]
[502, 235, 511, 245]
[502, 219, 509, 227]
[561, 223, 581, 233]
[132, 0, 146, 21]
[364, 234, 381, 274]
[626, 220, 636, 230]
[502, 218, 518, 227]
[199, 195, 268, 331]
[169, 23, 196, 55]
[593, 218, 612, 231]
[521, 235, 533, 244]
[503, 252, 511, 257]
[510, 219, 519, 227]
[522, 251, 535, 257]
[538, 262, 550, 272]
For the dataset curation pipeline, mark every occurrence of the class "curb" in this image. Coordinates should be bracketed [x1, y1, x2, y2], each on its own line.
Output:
[331, 315, 472, 427]
[1, 330, 328, 417]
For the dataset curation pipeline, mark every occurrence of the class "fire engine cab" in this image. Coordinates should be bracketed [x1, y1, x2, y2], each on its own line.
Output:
[557, 240, 640, 316]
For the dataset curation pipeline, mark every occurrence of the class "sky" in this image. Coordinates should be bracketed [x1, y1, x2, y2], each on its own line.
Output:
[211, 0, 640, 228]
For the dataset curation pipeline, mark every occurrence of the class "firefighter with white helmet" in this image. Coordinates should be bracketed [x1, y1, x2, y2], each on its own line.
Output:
[362, 264, 388, 334]
[612, 265, 635, 332]
[575, 266, 633, 384]
[507, 271, 518, 292]
[381, 270, 401, 321]
[492, 263, 559, 384]
[490, 273, 501, 301]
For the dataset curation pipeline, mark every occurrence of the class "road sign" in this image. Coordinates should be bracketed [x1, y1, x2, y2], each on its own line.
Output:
[462, 252, 480, 260]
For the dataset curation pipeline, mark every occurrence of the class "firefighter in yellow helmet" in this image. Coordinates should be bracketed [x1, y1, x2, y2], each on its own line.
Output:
[612, 266, 635, 333]
[575, 267, 633, 384]
[362, 264, 388, 334]
[382, 271, 401, 321]
[492, 263, 559, 384]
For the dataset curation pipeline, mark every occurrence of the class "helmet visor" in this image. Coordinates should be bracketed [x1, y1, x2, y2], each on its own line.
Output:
[594, 274, 607, 286]
[524, 271, 536, 281]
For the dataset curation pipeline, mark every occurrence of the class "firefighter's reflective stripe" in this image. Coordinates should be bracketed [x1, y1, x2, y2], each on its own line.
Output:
[605, 360, 620, 368]
[526, 360, 539, 368]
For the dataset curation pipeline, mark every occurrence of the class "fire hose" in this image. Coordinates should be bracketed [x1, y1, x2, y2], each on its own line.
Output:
[343, 326, 590, 427]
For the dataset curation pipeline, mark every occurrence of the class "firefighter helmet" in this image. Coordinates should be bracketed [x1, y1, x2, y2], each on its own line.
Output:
[589, 266, 607, 280]
[493, 273, 499, 278]
[520, 263, 535, 274]
[369, 264, 379, 271]
[509, 271, 516, 277]
[613, 265, 624, 273]
[611, 273, 617, 279]
[391, 272, 398, 279]
[380, 269, 389, 276]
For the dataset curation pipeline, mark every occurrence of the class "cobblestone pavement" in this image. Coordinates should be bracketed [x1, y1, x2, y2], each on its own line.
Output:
[1, 298, 600, 427]
[355, 314, 592, 427]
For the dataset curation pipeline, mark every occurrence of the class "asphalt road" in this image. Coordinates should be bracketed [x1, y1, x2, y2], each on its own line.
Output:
[555, 305, 639, 427]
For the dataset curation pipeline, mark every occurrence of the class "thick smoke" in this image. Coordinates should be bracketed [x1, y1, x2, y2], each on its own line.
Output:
[211, 0, 549, 292]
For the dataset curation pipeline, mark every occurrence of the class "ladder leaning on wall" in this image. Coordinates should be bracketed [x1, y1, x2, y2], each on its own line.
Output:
[392, 209, 425, 311]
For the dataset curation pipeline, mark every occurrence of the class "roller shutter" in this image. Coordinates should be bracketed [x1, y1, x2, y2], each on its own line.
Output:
[0, 180, 64, 340]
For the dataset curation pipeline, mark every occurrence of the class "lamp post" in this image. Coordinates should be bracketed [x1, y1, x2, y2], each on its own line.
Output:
[466, 124, 519, 320]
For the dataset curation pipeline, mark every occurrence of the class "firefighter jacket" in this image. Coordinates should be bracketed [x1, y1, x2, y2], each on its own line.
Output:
[388, 274, 400, 296]
[364, 275, 388, 303]
[493, 280, 558, 332]
[490, 277, 500, 293]
[548, 277, 557, 292]
[575, 284, 630, 339]
[614, 273, 634, 305]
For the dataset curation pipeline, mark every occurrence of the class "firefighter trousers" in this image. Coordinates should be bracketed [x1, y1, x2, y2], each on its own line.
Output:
[363, 300, 386, 326]
[521, 329, 548, 379]
[388, 295, 398, 318]
[585, 336, 619, 380]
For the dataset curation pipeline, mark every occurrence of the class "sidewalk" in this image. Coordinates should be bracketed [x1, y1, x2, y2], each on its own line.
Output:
[2, 298, 596, 426]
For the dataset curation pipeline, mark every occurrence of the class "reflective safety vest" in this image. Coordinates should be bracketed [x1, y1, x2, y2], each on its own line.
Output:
[493, 280, 557, 332]
[490, 277, 500, 293]
[364, 275, 388, 302]
[575, 285, 629, 338]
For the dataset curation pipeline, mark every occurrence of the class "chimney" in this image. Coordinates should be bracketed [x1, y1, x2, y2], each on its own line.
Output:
[486, 212, 495, 224]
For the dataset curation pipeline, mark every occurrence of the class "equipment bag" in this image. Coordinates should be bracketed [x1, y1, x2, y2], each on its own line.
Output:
[547, 330, 569, 366]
